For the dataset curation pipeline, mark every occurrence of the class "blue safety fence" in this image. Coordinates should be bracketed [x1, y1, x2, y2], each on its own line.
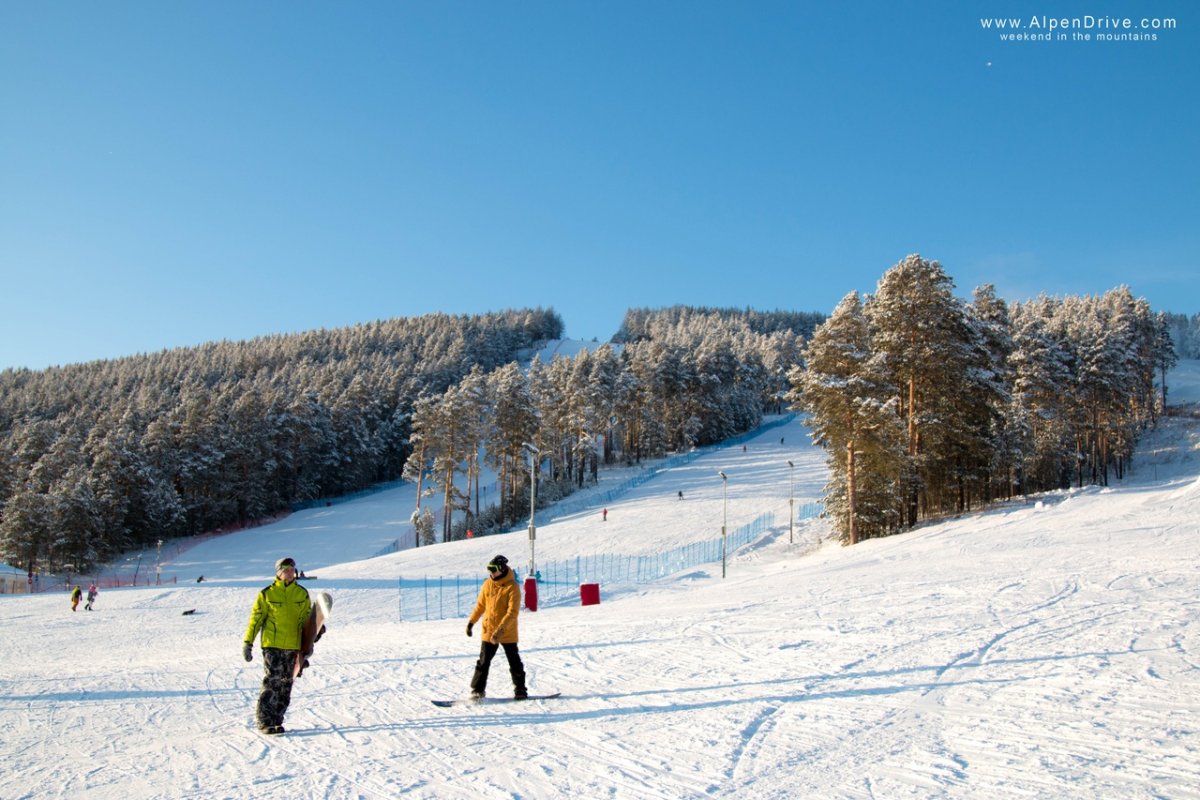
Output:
[396, 502, 820, 622]
[533, 511, 774, 602]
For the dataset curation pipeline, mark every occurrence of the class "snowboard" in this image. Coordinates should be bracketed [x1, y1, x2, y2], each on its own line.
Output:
[294, 590, 333, 678]
[431, 692, 561, 708]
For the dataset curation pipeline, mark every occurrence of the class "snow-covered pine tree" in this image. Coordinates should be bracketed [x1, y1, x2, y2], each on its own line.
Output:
[567, 349, 601, 487]
[1154, 311, 1179, 412]
[968, 285, 1017, 503]
[402, 395, 438, 544]
[789, 292, 903, 544]
[430, 384, 473, 543]
[486, 362, 538, 529]
[864, 254, 984, 527]
[1009, 297, 1077, 491]
[456, 366, 493, 527]
[587, 345, 623, 466]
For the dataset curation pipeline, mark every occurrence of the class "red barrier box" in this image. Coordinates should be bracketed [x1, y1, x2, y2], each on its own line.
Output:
[524, 576, 538, 612]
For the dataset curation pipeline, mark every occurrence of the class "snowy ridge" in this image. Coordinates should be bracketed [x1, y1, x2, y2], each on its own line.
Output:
[2, 364, 1198, 799]
[522, 338, 623, 365]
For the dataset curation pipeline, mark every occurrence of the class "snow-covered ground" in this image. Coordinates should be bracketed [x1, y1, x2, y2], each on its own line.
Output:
[3, 363, 1199, 799]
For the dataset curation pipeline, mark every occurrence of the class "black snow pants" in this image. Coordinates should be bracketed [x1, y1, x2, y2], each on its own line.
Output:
[470, 641, 527, 697]
[256, 647, 297, 729]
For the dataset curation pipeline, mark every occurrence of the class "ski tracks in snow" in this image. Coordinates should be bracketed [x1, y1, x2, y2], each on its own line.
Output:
[749, 567, 1196, 799]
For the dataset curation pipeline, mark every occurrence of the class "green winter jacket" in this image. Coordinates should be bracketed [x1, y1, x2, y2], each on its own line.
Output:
[468, 568, 521, 644]
[243, 578, 311, 651]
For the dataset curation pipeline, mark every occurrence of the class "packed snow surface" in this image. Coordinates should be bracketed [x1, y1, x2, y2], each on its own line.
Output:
[3, 363, 1199, 799]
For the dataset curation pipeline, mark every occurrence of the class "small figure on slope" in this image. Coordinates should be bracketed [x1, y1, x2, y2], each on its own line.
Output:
[70, 585, 82, 612]
[85, 583, 98, 611]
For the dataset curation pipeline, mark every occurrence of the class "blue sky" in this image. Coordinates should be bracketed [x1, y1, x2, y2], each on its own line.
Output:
[2, 1, 1196, 370]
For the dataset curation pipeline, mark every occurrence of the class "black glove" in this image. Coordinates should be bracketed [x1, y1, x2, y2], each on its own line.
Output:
[466, 621, 474, 637]
[243, 642, 253, 662]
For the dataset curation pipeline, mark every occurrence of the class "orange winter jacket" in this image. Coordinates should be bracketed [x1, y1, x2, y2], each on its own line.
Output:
[468, 569, 521, 644]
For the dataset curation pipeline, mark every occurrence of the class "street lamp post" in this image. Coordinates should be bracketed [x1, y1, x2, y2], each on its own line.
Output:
[787, 460, 795, 545]
[718, 471, 728, 578]
[523, 444, 540, 575]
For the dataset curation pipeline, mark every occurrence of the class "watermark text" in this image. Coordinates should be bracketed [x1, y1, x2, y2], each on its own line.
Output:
[980, 14, 1176, 42]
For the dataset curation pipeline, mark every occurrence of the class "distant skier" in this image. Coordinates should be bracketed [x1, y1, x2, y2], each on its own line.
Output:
[678, 491, 684, 500]
[602, 508, 608, 521]
[85, 583, 98, 611]
[242, 556, 311, 735]
[465, 555, 528, 700]
[70, 585, 82, 612]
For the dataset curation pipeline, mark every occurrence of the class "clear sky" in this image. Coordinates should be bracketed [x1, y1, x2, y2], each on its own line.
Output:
[2, 1, 1196, 370]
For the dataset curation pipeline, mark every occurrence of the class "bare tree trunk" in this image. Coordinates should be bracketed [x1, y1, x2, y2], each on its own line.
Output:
[499, 456, 509, 528]
[907, 378, 917, 456]
[847, 439, 858, 546]
[1160, 362, 1169, 414]
[906, 377, 920, 527]
[413, 442, 425, 511]
[442, 467, 453, 543]
[473, 458, 480, 518]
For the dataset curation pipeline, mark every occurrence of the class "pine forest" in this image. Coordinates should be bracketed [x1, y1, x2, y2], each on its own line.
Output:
[1, 254, 1191, 573]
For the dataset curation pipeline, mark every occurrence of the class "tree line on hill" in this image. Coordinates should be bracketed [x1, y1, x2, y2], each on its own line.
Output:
[1, 261, 1185, 572]
[790, 254, 1179, 545]
[615, 306, 825, 343]
[402, 308, 815, 544]
[0, 309, 563, 574]
[0, 306, 815, 573]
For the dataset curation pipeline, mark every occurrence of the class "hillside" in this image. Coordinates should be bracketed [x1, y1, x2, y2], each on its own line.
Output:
[1, 363, 1198, 799]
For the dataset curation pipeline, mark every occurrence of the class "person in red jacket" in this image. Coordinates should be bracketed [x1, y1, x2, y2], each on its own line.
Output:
[465, 555, 527, 700]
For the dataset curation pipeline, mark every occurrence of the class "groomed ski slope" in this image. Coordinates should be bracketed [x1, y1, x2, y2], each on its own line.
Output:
[2, 363, 1199, 800]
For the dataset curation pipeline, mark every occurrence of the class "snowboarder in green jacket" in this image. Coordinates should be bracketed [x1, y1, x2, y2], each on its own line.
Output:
[243, 556, 310, 734]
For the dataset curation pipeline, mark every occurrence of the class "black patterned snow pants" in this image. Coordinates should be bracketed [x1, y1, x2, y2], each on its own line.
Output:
[256, 647, 297, 730]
